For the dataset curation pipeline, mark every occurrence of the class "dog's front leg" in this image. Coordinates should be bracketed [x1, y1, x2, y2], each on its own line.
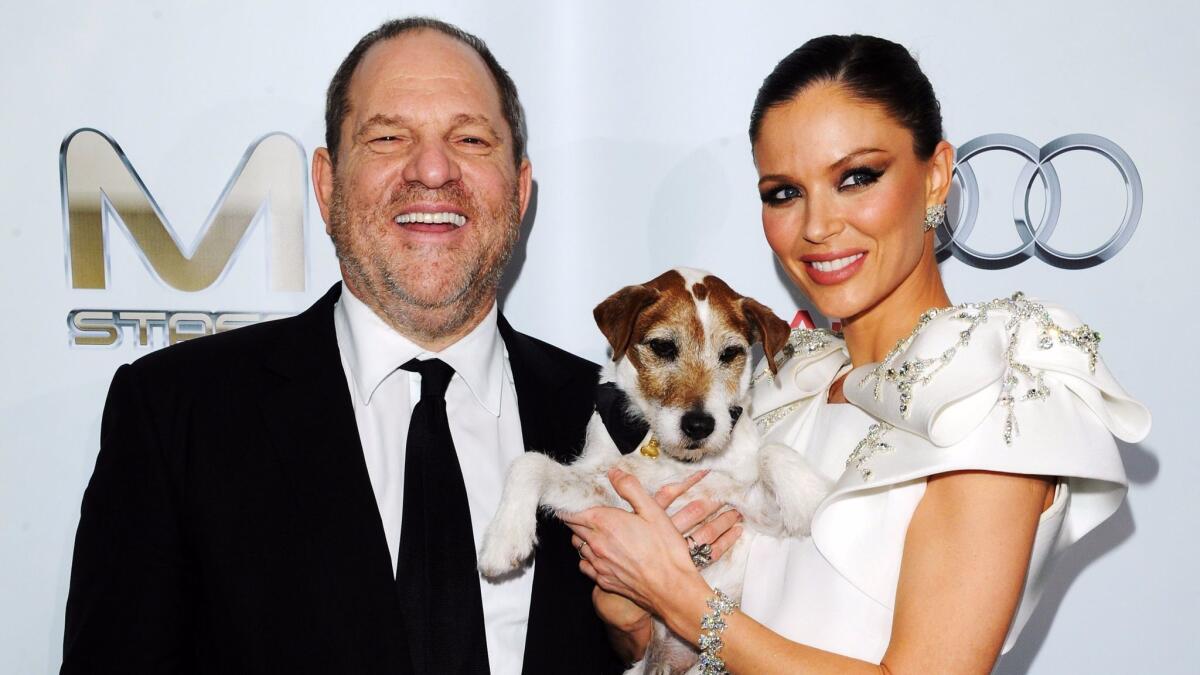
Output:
[478, 452, 573, 577]
[756, 442, 829, 537]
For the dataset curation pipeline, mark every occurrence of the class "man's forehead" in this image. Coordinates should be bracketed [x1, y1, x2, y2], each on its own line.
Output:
[348, 30, 503, 114]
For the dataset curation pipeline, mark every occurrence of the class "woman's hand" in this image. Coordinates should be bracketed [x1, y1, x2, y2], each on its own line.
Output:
[565, 468, 743, 618]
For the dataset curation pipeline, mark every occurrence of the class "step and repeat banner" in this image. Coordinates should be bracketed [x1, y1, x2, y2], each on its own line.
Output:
[1, 1, 1193, 672]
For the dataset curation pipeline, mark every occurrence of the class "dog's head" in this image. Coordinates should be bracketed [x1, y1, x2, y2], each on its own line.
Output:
[593, 268, 790, 462]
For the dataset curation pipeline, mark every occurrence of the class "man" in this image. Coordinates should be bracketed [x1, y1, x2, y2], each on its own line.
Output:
[62, 17, 623, 675]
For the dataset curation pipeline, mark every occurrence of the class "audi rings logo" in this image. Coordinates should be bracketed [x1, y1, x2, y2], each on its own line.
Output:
[938, 134, 1142, 269]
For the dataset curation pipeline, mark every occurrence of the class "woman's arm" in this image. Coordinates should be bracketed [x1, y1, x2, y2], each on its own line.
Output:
[568, 467, 1052, 674]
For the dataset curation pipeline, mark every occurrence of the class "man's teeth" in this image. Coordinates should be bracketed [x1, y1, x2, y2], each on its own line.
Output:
[393, 212, 466, 227]
[811, 253, 864, 273]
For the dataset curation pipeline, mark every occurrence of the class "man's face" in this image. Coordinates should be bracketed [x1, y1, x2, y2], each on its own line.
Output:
[315, 30, 531, 342]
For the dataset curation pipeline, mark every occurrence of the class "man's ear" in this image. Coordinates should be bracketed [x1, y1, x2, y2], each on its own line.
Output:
[516, 157, 533, 223]
[593, 285, 660, 362]
[313, 147, 335, 236]
[741, 297, 791, 375]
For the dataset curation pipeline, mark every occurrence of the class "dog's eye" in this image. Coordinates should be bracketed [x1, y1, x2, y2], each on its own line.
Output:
[719, 345, 745, 363]
[647, 339, 678, 360]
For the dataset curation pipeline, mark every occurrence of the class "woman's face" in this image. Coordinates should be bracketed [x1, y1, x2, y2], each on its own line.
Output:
[753, 82, 949, 321]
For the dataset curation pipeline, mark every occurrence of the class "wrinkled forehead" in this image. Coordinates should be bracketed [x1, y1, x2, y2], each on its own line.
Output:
[637, 270, 750, 341]
[347, 30, 506, 130]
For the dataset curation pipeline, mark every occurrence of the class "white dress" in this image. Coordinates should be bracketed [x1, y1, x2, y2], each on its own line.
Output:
[740, 293, 1151, 662]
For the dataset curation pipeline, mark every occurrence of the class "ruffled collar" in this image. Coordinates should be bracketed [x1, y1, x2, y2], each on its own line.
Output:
[753, 293, 1148, 452]
[751, 327, 849, 434]
[844, 292, 1111, 447]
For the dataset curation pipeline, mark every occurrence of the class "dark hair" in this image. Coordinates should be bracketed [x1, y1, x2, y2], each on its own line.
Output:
[324, 17, 527, 166]
[749, 34, 943, 159]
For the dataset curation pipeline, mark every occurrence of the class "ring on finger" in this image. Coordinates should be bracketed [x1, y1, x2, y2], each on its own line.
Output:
[686, 535, 713, 569]
[576, 540, 590, 560]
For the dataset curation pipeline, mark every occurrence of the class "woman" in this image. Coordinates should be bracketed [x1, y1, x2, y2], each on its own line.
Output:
[564, 34, 1151, 673]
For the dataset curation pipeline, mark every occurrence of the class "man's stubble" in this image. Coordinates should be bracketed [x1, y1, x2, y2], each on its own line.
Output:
[328, 176, 522, 343]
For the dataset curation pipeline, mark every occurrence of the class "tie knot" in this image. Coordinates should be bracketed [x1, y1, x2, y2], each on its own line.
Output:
[401, 358, 456, 400]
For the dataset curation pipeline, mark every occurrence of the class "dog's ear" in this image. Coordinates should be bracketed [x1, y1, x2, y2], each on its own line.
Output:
[741, 297, 791, 375]
[594, 284, 660, 361]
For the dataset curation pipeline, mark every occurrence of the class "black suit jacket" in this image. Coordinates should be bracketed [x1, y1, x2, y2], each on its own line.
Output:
[62, 284, 624, 675]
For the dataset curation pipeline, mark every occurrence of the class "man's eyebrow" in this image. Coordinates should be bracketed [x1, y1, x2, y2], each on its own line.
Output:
[452, 113, 501, 139]
[355, 114, 407, 137]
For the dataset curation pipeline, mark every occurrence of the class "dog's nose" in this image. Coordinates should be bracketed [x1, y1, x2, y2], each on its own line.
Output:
[681, 411, 715, 441]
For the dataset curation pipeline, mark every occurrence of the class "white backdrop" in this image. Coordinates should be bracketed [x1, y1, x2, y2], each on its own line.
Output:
[1, 1, 1194, 672]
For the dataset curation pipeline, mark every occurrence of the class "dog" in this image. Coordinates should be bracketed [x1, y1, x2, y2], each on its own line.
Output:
[478, 268, 828, 674]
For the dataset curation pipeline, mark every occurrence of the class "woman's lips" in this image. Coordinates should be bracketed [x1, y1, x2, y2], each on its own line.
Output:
[802, 251, 866, 285]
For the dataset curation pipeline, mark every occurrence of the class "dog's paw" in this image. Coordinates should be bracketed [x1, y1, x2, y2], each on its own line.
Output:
[477, 518, 538, 578]
[760, 442, 829, 536]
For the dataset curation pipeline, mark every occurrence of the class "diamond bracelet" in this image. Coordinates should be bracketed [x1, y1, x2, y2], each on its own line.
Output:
[697, 589, 739, 675]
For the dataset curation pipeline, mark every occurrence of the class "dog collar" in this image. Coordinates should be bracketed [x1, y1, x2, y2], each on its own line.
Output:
[594, 382, 651, 456]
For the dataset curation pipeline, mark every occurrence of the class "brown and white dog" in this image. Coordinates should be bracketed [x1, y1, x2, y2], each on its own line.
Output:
[478, 268, 828, 674]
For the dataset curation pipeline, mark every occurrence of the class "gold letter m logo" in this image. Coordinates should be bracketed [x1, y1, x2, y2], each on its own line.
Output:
[61, 128, 306, 292]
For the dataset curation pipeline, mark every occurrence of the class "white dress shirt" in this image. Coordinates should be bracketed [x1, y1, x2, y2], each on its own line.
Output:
[333, 285, 533, 675]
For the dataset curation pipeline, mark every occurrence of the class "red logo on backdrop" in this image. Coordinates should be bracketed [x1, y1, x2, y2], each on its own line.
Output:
[790, 310, 841, 333]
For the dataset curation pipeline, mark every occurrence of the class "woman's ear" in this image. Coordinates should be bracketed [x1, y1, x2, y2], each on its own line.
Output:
[926, 139, 956, 208]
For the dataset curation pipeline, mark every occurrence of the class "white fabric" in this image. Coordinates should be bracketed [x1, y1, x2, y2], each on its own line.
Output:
[333, 285, 532, 675]
[741, 297, 1151, 663]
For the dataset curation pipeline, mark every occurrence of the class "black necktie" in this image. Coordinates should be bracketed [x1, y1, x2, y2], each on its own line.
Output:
[397, 358, 490, 675]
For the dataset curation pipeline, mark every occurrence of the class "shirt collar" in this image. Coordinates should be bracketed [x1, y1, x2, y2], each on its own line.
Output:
[334, 284, 504, 416]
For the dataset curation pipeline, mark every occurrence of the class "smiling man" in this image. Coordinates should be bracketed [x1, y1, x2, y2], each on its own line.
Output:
[62, 18, 622, 675]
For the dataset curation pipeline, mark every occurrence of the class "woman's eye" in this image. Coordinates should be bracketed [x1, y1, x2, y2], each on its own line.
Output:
[719, 345, 745, 363]
[761, 185, 801, 205]
[838, 168, 883, 190]
[647, 339, 678, 360]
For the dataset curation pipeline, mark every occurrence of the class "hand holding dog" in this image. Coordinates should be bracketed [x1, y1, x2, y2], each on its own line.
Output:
[565, 468, 743, 627]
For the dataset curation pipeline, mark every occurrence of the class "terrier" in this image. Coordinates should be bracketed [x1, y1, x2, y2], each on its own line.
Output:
[478, 268, 828, 674]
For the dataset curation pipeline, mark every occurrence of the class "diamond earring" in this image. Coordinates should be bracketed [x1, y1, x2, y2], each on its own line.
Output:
[923, 203, 946, 232]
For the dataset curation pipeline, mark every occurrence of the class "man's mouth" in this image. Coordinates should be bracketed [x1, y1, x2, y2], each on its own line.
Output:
[393, 211, 467, 227]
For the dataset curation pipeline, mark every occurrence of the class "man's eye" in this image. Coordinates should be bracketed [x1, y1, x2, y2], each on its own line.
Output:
[647, 339, 678, 360]
[719, 345, 745, 363]
[838, 167, 883, 190]
[761, 186, 801, 205]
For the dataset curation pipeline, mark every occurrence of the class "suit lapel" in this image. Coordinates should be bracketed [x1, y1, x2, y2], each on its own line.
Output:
[500, 315, 579, 463]
[500, 317, 606, 672]
[256, 284, 407, 663]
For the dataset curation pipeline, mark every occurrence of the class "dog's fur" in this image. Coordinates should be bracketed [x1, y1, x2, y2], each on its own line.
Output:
[478, 268, 828, 674]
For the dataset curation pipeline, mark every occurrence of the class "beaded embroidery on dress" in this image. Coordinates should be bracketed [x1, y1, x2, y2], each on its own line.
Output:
[751, 293, 1135, 481]
[859, 292, 1100, 445]
[752, 327, 845, 436]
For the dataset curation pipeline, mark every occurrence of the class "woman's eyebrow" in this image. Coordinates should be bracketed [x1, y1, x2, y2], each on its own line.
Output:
[828, 148, 887, 170]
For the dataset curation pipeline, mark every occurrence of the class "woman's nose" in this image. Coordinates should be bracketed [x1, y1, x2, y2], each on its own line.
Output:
[801, 196, 845, 244]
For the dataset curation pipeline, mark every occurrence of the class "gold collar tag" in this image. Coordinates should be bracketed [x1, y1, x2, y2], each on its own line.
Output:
[639, 436, 661, 459]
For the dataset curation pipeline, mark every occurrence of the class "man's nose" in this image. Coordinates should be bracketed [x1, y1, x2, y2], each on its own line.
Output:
[402, 139, 462, 189]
